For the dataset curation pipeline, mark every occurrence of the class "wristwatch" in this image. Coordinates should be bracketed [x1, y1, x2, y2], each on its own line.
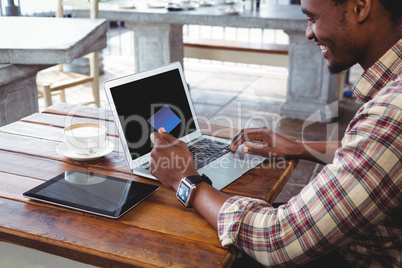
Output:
[176, 174, 212, 207]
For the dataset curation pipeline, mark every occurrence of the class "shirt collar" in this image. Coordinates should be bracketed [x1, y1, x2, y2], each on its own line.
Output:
[353, 39, 402, 103]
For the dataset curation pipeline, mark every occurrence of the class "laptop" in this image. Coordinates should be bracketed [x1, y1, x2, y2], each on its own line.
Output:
[104, 62, 265, 190]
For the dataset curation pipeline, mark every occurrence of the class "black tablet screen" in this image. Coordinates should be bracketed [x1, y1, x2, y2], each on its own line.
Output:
[23, 169, 159, 218]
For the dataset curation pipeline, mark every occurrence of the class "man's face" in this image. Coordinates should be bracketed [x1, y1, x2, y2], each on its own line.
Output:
[301, 0, 361, 74]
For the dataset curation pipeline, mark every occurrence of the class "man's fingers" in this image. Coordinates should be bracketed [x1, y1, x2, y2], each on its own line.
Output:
[150, 128, 182, 148]
[158, 127, 178, 143]
[231, 129, 252, 151]
[231, 128, 267, 151]
[242, 144, 272, 158]
[150, 131, 166, 146]
[232, 128, 260, 142]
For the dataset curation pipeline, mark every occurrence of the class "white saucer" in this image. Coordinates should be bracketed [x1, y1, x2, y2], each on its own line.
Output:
[56, 141, 114, 161]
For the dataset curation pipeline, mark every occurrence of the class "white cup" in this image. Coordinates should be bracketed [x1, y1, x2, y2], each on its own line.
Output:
[63, 123, 107, 155]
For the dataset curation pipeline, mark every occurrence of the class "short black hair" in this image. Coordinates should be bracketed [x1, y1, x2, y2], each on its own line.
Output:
[331, 0, 401, 24]
[379, 0, 402, 24]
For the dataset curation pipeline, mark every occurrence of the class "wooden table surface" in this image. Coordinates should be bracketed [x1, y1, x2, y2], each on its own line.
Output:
[0, 103, 298, 267]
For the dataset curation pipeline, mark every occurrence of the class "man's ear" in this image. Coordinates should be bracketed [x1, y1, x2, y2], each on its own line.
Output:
[354, 0, 372, 23]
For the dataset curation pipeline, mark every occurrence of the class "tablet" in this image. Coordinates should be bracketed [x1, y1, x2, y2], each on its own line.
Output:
[23, 169, 159, 219]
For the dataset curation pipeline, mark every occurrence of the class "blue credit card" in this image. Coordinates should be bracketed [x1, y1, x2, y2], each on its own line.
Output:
[147, 105, 181, 133]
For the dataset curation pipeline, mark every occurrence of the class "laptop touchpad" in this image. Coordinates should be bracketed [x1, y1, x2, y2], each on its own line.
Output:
[228, 149, 266, 162]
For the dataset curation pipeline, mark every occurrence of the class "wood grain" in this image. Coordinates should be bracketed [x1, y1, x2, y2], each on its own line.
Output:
[0, 103, 298, 267]
[0, 198, 233, 267]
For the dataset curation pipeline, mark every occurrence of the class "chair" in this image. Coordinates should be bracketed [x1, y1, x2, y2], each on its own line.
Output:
[37, 0, 100, 107]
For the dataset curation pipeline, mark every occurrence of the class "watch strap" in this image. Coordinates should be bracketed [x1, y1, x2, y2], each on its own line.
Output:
[185, 174, 212, 186]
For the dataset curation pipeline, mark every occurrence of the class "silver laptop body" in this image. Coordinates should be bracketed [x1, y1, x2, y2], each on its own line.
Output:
[104, 62, 265, 190]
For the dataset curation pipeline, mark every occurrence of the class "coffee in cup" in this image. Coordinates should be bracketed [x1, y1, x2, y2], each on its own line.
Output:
[63, 123, 107, 155]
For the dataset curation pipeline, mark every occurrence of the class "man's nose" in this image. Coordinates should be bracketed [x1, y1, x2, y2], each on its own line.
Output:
[305, 23, 314, 40]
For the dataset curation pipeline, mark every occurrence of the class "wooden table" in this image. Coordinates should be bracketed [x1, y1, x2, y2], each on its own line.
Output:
[0, 103, 298, 267]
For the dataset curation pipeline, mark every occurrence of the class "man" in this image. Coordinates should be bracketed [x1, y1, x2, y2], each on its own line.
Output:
[149, 0, 401, 266]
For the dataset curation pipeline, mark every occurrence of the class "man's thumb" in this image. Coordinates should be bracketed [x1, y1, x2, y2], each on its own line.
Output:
[158, 127, 178, 143]
[242, 145, 268, 158]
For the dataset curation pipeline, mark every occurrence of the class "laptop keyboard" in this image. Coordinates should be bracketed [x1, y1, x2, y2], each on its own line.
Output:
[189, 138, 230, 169]
[141, 138, 230, 170]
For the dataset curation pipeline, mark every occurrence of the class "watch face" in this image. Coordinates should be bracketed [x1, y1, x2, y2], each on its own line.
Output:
[177, 181, 191, 205]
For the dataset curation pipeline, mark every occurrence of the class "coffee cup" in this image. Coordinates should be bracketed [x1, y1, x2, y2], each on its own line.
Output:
[63, 123, 107, 155]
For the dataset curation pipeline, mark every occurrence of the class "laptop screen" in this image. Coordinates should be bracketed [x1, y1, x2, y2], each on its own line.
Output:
[109, 68, 197, 160]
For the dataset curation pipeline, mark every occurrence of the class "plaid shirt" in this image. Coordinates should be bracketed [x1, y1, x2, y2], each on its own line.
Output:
[218, 39, 402, 267]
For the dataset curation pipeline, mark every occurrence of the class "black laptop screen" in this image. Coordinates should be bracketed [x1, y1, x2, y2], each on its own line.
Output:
[109, 68, 197, 160]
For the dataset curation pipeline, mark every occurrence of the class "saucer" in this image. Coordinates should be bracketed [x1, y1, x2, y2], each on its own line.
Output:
[56, 141, 114, 161]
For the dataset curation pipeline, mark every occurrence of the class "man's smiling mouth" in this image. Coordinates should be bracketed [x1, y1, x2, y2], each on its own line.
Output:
[315, 39, 328, 52]
[320, 45, 328, 52]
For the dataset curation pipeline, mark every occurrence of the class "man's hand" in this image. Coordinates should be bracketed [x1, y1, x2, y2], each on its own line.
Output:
[230, 127, 341, 164]
[230, 127, 301, 159]
[149, 128, 198, 191]
[150, 128, 230, 230]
